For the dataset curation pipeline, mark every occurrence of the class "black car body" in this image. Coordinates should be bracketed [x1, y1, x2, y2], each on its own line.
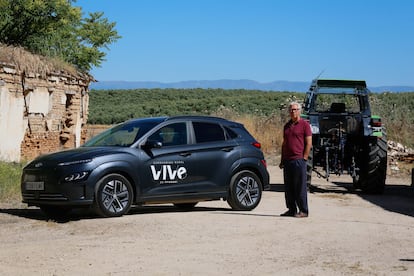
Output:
[21, 116, 270, 217]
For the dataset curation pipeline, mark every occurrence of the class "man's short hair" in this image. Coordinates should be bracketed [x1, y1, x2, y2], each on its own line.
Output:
[289, 101, 301, 110]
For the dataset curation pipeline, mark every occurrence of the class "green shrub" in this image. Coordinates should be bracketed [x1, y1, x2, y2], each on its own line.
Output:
[0, 162, 23, 202]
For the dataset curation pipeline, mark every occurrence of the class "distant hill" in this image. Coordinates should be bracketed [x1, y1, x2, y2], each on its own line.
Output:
[90, 79, 414, 93]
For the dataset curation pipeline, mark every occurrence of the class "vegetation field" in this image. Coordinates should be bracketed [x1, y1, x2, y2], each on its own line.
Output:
[88, 88, 414, 149]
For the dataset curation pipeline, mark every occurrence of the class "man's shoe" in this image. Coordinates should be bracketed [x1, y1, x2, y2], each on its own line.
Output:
[280, 210, 295, 217]
[294, 212, 308, 218]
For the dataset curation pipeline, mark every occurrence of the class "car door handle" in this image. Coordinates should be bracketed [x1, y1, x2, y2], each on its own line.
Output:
[221, 147, 234, 152]
[179, 152, 192, 157]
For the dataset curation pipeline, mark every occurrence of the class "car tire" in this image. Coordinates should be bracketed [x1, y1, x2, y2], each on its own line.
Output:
[94, 173, 133, 217]
[40, 205, 71, 220]
[227, 170, 262, 211]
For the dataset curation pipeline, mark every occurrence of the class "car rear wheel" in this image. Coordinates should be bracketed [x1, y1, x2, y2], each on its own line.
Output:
[227, 170, 262, 211]
[94, 173, 133, 217]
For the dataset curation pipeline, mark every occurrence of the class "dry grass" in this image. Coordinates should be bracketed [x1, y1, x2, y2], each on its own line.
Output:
[236, 114, 283, 154]
[0, 43, 78, 77]
[211, 106, 287, 155]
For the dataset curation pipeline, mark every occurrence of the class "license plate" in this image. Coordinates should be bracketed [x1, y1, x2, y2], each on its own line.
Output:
[25, 181, 44, 191]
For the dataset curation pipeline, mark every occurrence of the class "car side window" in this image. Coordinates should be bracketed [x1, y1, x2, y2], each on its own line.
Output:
[193, 122, 225, 143]
[224, 126, 238, 139]
[149, 123, 187, 146]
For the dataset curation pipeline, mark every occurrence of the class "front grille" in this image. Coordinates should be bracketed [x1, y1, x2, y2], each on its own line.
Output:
[22, 192, 68, 201]
[22, 169, 65, 202]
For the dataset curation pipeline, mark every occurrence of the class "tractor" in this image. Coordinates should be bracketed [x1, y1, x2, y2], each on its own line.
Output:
[302, 79, 387, 194]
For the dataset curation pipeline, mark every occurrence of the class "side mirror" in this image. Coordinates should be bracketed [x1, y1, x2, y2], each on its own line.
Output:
[143, 139, 162, 149]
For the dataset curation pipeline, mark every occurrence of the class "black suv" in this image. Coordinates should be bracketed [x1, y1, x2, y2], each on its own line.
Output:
[21, 116, 270, 218]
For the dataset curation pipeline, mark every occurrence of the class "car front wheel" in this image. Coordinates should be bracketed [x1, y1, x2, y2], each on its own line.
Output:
[227, 170, 262, 211]
[94, 173, 133, 217]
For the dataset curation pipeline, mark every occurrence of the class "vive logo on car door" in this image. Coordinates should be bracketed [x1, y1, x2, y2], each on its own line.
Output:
[150, 161, 187, 184]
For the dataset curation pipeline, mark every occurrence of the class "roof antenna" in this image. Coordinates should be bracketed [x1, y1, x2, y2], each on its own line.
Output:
[315, 69, 325, 80]
[310, 70, 325, 92]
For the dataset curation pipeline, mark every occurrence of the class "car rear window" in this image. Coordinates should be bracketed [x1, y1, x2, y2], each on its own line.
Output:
[193, 122, 225, 143]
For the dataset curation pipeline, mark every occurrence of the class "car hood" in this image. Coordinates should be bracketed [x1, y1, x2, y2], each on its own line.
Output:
[26, 147, 129, 168]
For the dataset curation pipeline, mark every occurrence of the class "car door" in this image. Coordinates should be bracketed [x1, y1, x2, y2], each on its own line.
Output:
[185, 121, 240, 193]
[139, 121, 200, 197]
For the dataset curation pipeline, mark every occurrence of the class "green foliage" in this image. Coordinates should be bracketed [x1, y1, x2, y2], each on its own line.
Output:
[0, 0, 120, 72]
[88, 88, 414, 148]
[88, 88, 297, 124]
[0, 162, 23, 202]
[370, 92, 414, 148]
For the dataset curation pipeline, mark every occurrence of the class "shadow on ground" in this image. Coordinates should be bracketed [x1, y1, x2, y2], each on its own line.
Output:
[3, 179, 412, 222]
[0, 204, 233, 223]
[360, 184, 414, 218]
[270, 179, 414, 218]
[0, 207, 95, 223]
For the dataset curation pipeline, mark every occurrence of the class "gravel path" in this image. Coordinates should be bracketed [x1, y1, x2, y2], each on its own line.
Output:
[0, 166, 413, 275]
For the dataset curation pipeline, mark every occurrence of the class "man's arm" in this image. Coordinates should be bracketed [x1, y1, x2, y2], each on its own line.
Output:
[303, 135, 312, 161]
[279, 139, 285, 169]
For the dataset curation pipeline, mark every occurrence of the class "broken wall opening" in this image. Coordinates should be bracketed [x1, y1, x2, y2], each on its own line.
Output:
[0, 44, 93, 162]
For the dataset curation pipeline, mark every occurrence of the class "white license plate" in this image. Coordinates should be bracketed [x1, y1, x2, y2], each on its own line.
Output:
[25, 181, 45, 191]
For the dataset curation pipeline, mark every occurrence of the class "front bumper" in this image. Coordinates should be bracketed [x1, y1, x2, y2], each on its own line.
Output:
[21, 168, 94, 207]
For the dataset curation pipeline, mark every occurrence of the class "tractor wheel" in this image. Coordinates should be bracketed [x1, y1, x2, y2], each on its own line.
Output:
[357, 134, 387, 194]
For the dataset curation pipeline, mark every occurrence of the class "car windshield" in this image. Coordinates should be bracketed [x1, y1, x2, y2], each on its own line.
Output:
[83, 118, 164, 147]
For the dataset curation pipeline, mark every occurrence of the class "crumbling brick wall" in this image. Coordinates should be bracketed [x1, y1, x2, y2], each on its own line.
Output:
[0, 60, 91, 162]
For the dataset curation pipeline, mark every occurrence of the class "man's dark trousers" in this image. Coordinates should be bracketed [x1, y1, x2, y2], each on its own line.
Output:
[283, 159, 309, 214]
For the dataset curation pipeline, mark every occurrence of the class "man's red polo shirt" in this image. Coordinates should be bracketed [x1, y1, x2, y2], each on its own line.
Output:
[282, 119, 312, 161]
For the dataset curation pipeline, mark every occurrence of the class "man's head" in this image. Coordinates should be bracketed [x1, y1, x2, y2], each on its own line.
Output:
[289, 101, 301, 122]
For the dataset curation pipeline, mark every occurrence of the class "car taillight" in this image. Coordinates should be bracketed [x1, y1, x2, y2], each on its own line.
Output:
[260, 159, 267, 168]
[371, 118, 382, 127]
[252, 141, 261, 149]
[371, 119, 382, 127]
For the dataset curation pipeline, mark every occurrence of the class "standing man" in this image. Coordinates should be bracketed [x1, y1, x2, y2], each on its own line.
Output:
[279, 101, 312, 218]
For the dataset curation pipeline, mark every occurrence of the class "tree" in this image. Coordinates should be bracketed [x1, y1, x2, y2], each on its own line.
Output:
[0, 0, 120, 72]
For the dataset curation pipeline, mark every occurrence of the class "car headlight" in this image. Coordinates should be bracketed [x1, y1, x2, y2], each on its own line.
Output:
[58, 159, 93, 166]
[64, 171, 89, 182]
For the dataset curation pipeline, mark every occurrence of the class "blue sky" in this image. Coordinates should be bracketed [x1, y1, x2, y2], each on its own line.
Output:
[75, 0, 414, 86]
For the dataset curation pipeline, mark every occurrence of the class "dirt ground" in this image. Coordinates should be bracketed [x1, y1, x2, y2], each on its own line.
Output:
[0, 166, 413, 276]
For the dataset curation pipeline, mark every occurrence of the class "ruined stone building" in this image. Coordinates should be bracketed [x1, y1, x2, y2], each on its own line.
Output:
[0, 45, 93, 162]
